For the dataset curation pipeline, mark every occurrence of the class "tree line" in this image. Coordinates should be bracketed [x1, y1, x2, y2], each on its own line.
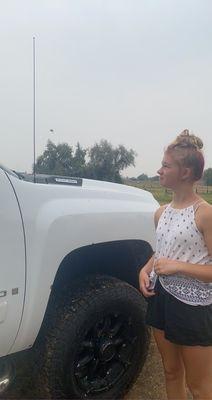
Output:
[34, 139, 136, 183]
[34, 140, 212, 185]
[136, 170, 212, 186]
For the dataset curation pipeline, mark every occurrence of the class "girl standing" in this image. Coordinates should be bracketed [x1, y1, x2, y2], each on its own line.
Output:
[139, 130, 212, 399]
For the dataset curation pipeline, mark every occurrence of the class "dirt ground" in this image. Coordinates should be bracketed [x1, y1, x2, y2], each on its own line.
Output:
[125, 335, 167, 400]
[125, 335, 192, 400]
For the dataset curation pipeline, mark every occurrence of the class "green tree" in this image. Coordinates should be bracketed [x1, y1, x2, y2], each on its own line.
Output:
[72, 142, 87, 177]
[149, 175, 159, 182]
[203, 168, 212, 186]
[34, 140, 74, 175]
[137, 173, 149, 181]
[35, 139, 136, 183]
[86, 140, 136, 183]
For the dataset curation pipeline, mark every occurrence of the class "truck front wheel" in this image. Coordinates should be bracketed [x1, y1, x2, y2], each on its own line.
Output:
[38, 275, 150, 399]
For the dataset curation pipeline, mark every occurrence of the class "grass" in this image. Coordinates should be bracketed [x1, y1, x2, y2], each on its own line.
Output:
[125, 180, 212, 205]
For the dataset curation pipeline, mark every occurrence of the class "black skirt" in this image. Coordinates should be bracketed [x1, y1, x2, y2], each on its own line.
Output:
[146, 278, 212, 346]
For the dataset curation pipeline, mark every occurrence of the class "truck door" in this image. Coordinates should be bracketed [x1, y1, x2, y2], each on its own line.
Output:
[0, 169, 25, 356]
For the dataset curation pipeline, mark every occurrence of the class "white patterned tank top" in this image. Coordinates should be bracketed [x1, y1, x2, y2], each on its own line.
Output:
[155, 201, 212, 306]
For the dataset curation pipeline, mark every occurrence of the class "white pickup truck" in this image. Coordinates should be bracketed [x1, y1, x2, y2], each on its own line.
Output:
[0, 164, 158, 399]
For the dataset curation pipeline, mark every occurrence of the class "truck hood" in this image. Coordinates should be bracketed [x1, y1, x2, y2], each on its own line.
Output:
[82, 178, 157, 204]
[9, 173, 158, 207]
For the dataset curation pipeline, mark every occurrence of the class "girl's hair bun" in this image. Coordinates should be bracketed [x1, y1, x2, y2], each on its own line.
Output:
[166, 129, 204, 181]
[173, 129, 203, 150]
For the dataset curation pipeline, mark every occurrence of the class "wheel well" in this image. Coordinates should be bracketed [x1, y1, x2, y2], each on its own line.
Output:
[52, 240, 153, 292]
[35, 240, 153, 347]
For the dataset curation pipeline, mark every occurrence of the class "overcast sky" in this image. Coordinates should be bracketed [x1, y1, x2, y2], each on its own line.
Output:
[0, 0, 212, 177]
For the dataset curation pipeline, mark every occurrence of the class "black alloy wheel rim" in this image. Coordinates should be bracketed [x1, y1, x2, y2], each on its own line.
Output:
[73, 313, 138, 395]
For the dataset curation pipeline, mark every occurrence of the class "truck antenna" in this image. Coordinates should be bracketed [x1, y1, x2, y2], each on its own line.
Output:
[33, 36, 36, 183]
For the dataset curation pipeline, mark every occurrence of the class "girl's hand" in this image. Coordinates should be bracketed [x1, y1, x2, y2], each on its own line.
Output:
[139, 269, 156, 297]
[154, 258, 180, 275]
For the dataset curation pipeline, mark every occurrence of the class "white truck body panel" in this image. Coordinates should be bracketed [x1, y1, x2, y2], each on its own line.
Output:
[0, 170, 25, 356]
[0, 170, 158, 356]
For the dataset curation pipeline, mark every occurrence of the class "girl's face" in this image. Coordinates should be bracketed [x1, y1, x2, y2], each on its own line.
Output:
[157, 152, 189, 189]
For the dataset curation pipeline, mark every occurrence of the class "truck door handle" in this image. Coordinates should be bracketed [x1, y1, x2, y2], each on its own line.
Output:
[0, 291, 7, 297]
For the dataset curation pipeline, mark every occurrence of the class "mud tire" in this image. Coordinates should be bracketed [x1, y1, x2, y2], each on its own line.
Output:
[37, 275, 150, 399]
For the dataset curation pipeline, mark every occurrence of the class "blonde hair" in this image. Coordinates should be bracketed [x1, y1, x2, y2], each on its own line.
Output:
[166, 129, 204, 181]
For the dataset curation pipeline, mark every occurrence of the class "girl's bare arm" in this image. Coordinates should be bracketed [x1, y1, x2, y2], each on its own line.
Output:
[139, 204, 166, 296]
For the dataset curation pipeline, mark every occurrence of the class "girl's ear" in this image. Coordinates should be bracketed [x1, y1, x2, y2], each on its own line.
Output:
[181, 167, 193, 181]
